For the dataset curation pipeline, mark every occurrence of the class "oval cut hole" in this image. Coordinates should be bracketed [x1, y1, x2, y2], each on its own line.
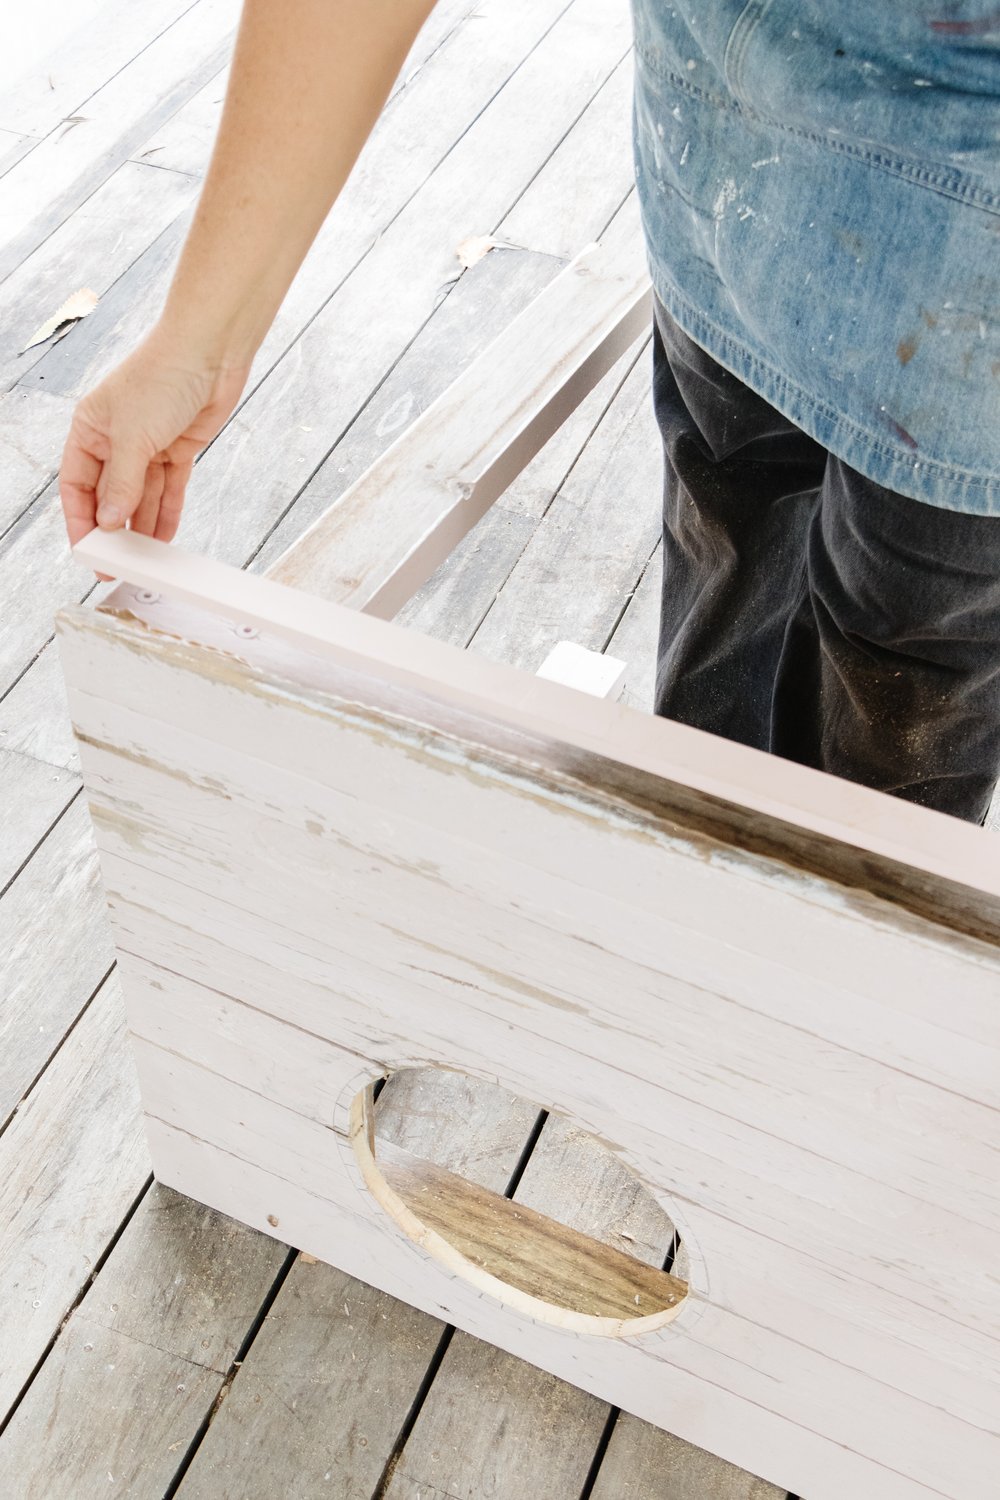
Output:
[350, 1067, 688, 1338]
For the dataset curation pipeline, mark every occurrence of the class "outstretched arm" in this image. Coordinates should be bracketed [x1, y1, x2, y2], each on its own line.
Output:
[60, 0, 438, 549]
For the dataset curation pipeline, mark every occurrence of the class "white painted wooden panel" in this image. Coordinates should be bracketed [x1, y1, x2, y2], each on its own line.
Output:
[58, 600, 1000, 1500]
[74, 529, 1000, 928]
[117, 955, 1000, 1430]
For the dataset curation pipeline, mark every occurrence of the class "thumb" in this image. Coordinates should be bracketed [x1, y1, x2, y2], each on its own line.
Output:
[96, 443, 151, 529]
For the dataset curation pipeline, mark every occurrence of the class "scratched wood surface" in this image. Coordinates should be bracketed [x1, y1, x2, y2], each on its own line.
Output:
[0, 2, 804, 1497]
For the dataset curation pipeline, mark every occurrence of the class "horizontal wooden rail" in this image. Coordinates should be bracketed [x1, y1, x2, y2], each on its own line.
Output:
[265, 215, 652, 617]
[66, 531, 1000, 937]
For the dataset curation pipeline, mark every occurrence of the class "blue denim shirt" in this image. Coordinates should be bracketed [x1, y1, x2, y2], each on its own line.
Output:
[630, 2, 1000, 513]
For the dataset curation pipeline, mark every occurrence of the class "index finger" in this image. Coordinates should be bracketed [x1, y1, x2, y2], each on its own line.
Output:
[59, 426, 102, 549]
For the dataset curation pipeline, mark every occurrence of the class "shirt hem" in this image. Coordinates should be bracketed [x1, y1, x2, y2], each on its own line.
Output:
[646, 260, 1000, 517]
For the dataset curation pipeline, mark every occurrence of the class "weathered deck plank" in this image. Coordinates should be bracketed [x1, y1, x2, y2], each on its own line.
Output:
[0, 976, 149, 1418]
[0, 749, 77, 891]
[0, 795, 112, 1126]
[0, 159, 198, 394]
[0, 0, 239, 279]
[9, 0, 988, 1492]
[169, 1074, 539, 1497]
[467, 334, 659, 672]
[179, 0, 632, 562]
[589, 1417, 788, 1500]
[0, 0, 196, 144]
[380, 1110, 680, 1500]
[0, 1188, 286, 1500]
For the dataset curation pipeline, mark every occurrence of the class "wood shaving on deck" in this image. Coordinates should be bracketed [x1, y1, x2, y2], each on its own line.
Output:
[21, 287, 98, 353]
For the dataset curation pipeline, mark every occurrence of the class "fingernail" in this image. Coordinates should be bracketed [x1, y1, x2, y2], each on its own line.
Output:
[97, 506, 121, 528]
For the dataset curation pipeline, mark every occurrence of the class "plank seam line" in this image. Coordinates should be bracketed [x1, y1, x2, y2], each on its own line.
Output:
[0, 34, 234, 293]
[145, 1123, 953, 1490]
[502, 1107, 549, 1197]
[602, 535, 660, 653]
[222, 0, 592, 571]
[160, 1244, 300, 1499]
[399, 1, 487, 92]
[0, 1171, 153, 1439]
[6, 180, 199, 405]
[0, 782, 80, 904]
[367, 1324, 457, 1500]
[367, 1098, 551, 1497]
[492, 43, 633, 233]
[0, 961, 116, 1142]
[576, 1402, 622, 1500]
[122, 155, 200, 177]
[465, 319, 651, 652]
[101, 839, 1000, 1118]
[138, 1072, 1000, 1361]
[0, 581, 96, 708]
[0, 0, 205, 183]
[0, 468, 61, 544]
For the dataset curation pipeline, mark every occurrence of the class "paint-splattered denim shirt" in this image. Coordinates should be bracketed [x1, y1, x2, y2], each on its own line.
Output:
[630, 2, 1000, 513]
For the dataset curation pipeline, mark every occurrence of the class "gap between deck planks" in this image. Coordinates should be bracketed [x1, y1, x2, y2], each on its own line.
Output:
[0, 0, 649, 1149]
[0, 0, 627, 739]
[0, 293, 689, 1499]
[0, 4, 759, 1494]
[3, 1, 991, 1494]
[0, 61, 648, 1176]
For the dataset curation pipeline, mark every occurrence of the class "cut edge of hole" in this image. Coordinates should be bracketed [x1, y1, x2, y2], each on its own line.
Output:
[350, 1082, 688, 1340]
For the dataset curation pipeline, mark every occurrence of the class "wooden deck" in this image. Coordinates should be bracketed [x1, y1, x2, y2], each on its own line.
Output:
[1, 3, 993, 1496]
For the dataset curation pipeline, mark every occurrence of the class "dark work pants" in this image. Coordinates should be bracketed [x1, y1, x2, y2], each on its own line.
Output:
[651, 299, 1000, 824]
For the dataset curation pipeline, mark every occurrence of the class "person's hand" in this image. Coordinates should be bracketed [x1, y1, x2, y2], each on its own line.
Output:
[59, 324, 251, 556]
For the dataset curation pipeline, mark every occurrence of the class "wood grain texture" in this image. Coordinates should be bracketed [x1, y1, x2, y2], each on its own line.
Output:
[0, 490, 96, 698]
[369, 1135, 685, 1327]
[171, 0, 634, 568]
[381, 1347, 609, 1500]
[174, 1265, 442, 1500]
[589, 1415, 788, 1500]
[0, 390, 75, 538]
[468, 334, 657, 672]
[0, 130, 32, 177]
[266, 221, 651, 616]
[0, 975, 149, 1419]
[0, 0, 196, 141]
[0, 0, 238, 279]
[0, 749, 78, 890]
[375, 1067, 541, 1188]
[0, 638, 80, 769]
[0, 796, 112, 1125]
[394, 336, 645, 647]
[57, 602, 1000, 1500]
[125, 0, 476, 180]
[170, 1069, 536, 1498]
[378, 1109, 691, 1500]
[76, 531, 1000, 946]
[0, 1187, 285, 1500]
[19, 201, 200, 401]
[251, 245, 568, 576]
[2, 158, 197, 392]
[500, 52, 635, 259]
[518, 1115, 783, 1500]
